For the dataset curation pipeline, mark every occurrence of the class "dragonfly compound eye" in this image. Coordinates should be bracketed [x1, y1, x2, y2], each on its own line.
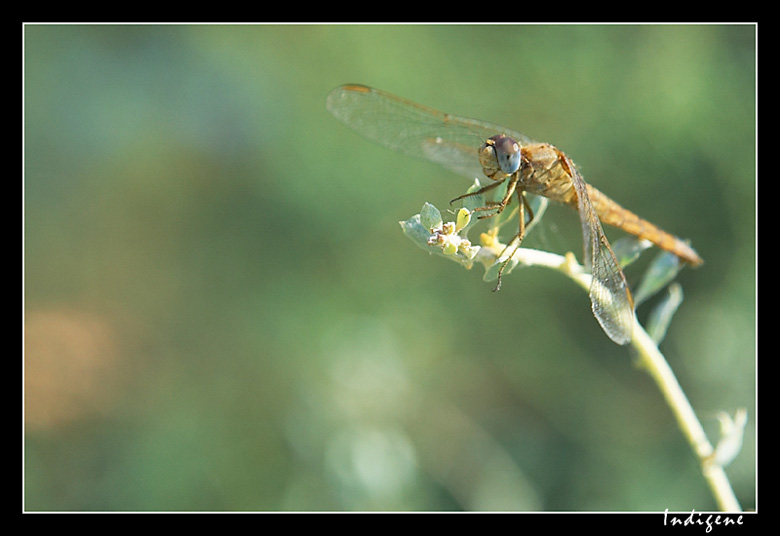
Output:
[492, 135, 522, 174]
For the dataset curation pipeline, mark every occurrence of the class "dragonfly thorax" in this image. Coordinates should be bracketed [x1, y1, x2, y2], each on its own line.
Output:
[479, 134, 522, 180]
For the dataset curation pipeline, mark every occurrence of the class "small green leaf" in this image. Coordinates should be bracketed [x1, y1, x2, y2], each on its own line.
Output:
[633, 250, 683, 306]
[482, 251, 521, 282]
[455, 208, 471, 232]
[645, 282, 684, 344]
[610, 236, 652, 268]
[420, 202, 442, 231]
[712, 409, 748, 467]
[399, 214, 433, 250]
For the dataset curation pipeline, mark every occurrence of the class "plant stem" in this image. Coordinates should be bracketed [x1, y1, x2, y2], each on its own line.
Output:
[630, 322, 741, 512]
[484, 244, 741, 511]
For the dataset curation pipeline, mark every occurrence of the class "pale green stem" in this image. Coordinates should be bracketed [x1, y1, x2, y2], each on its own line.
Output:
[482, 243, 741, 512]
[630, 323, 741, 512]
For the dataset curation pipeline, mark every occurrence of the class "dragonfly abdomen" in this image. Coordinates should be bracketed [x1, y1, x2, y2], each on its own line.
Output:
[586, 185, 704, 267]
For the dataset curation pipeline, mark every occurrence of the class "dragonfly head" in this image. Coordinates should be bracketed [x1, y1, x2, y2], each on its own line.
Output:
[479, 134, 522, 179]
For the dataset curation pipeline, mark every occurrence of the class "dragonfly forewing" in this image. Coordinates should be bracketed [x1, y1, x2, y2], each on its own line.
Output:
[326, 84, 536, 180]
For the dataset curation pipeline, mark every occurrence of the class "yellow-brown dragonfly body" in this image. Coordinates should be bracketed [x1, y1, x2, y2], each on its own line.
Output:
[501, 140, 703, 267]
[327, 84, 702, 344]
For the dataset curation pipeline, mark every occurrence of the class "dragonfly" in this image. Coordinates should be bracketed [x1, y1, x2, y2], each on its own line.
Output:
[326, 84, 703, 345]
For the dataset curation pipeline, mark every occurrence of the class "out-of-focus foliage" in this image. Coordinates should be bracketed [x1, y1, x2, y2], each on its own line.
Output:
[24, 24, 755, 511]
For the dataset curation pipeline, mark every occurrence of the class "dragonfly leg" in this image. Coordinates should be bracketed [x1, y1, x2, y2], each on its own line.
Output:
[520, 191, 534, 227]
[453, 173, 520, 220]
[489, 172, 520, 216]
[493, 188, 530, 292]
[449, 179, 503, 207]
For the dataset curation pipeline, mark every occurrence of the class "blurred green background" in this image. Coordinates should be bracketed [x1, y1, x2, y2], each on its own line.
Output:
[24, 24, 755, 511]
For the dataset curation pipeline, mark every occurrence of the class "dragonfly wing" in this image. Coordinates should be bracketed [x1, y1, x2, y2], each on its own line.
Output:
[326, 84, 536, 180]
[560, 154, 635, 345]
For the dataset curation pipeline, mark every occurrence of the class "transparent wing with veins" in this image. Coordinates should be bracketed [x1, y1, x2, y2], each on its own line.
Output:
[560, 154, 634, 344]
[326, 84, 537, 180]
